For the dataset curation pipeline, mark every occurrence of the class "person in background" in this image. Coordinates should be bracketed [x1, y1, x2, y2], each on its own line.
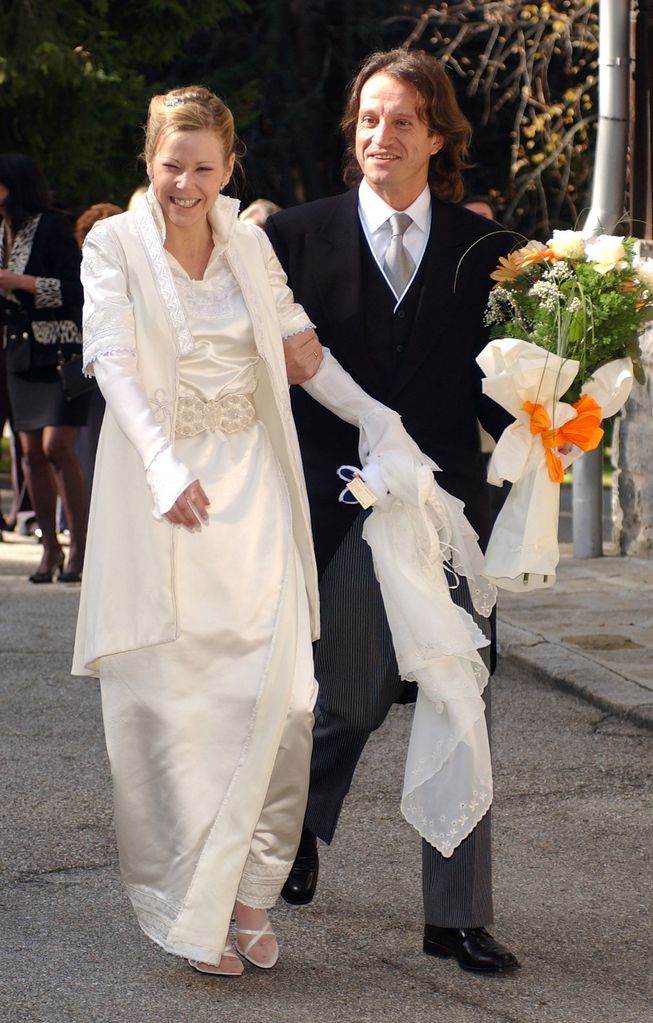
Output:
[0, 153, 89, 582]
[127, 184, 148, 211]
[74, 203, 122, 248]
[0, 346, 32, 538]
[239, 198, 282, 227]
[267, 48, 520, 975]
[462, 194, 495, 221]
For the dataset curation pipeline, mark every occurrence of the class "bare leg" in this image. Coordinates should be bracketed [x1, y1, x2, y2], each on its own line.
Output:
[7, 428, 31, 526]
[42, 426, 87, 575]
[19, 430, 61, 574]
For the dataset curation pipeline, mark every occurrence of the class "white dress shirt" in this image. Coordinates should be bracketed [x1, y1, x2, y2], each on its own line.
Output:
[357, 178, 432, 307]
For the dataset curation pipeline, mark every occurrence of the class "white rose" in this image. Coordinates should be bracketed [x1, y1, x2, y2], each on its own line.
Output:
[585, 234, 627, 274]
[635, 256, 653, 291]
[548, 230, 586, 260]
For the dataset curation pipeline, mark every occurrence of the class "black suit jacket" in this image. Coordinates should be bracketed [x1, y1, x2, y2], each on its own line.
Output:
[2, 210, 83, 373]
[267, 189, 513, 572]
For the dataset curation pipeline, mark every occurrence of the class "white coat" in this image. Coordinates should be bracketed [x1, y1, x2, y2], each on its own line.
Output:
[72, 193, 319, 676]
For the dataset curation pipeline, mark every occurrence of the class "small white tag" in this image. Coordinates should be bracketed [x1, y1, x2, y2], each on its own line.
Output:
[346, 476, 377, 509]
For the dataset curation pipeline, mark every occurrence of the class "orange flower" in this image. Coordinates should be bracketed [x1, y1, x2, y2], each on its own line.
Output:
[519, 246, 561, 268]
[490, 251, 526, 283]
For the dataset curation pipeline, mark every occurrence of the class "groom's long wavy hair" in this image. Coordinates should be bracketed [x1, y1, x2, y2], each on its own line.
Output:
[340, 48, 472, 203]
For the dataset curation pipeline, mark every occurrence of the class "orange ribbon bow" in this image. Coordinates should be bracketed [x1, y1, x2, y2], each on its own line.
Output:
[523, 395, 604, 483]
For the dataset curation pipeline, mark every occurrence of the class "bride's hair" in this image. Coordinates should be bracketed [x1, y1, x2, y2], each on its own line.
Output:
[143, 86, 243, 172]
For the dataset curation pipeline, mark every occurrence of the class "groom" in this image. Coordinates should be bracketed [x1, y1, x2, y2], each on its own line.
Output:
[267, 47, 519, 973]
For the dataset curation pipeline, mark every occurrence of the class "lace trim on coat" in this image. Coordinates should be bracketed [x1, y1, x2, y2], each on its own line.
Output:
[126, 884, 229, 965]
[133, 199, 195, 357]
[282, 323, 316, 340]
[32, 320, 81, 345]
[237, 861, 294, 910]
[34, 277, 62, 309]
[84, 344, 137, 368]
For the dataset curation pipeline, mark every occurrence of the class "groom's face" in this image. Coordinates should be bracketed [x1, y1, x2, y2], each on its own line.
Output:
[355, 73, 443, 211]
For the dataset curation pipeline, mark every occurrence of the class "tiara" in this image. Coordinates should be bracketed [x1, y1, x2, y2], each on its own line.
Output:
[164, 91, 206, 108]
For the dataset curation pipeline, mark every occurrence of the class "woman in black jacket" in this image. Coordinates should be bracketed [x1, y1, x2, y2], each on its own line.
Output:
[0, 153, 89, 582]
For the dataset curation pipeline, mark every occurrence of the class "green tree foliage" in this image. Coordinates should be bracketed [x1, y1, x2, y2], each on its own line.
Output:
[1, 0, 599, 236]
[165, 0, 408, 209]
[0, 0, 244, 210]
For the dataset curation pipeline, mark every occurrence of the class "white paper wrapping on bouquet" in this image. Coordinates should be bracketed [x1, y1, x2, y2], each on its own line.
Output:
[359, 453, 495, 857]
[477, 338, 634, 591]
[581, 357, 633, 417]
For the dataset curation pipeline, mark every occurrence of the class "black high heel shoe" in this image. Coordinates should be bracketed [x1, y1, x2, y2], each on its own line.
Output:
[29, 548, 64, 584]
[59, 549, 84, 583]
[59, 567, 82, 583]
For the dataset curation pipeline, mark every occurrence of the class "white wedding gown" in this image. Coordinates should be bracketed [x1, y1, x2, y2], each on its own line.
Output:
[98, 250, 316, 966]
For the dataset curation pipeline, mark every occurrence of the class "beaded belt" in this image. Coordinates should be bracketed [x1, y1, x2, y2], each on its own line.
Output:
[175, 392, 256, 439]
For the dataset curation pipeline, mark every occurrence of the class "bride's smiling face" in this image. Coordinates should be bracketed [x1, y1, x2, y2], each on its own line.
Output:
[147, 128, 234, 231]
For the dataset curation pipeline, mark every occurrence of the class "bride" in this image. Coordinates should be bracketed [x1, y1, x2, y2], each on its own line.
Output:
[73, 85, 423, 976]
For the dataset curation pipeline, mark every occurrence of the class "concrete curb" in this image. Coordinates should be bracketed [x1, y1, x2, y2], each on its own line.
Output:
[498, 619, 653, 730]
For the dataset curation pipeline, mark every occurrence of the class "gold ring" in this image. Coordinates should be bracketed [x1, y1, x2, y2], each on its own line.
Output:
[312, 350, 319, 360]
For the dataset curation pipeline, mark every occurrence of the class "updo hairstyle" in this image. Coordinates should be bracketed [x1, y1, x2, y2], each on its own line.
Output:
[143, 86, 242, 172]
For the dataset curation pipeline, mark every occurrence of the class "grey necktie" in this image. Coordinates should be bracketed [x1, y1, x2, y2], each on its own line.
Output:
[383, 212, 415, 297]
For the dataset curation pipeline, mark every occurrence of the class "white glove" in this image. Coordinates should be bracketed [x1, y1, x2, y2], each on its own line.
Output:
[93, 353, 195, 518]
[300, 348, 437, 473]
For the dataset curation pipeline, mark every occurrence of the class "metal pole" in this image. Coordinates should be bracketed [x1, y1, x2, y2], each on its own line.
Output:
[630, 0, 653, 239]
[574, 0, 631, 557]
[582, 0, 630, 239]
[572, 444, 604, 557]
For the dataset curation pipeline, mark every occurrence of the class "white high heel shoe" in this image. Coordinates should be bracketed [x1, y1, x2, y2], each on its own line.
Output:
[235, 917, 279, 969]
[188, 941, 244, 977]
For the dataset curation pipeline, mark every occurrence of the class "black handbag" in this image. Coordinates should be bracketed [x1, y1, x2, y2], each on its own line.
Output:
[1, 297, 33, 371]
[56, 352, 97, 401]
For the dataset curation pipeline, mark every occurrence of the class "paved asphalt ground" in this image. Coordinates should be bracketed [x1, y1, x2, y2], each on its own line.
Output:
[1, 535, 651, 1023]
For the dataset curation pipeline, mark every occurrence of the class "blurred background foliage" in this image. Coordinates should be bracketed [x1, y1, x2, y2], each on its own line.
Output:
[0, 0, 598, 238]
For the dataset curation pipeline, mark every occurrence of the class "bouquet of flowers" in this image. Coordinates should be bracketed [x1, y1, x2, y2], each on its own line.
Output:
[477, 231, 653, 591]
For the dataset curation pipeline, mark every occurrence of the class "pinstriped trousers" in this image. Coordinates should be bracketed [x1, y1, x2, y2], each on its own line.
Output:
[304, 510, 493, 927]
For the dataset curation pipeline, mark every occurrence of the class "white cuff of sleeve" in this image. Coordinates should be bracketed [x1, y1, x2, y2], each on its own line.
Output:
[146, 445, 197, 519]
[282, 321, 316, 340]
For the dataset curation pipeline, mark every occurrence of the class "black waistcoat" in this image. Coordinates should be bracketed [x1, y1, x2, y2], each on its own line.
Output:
[359, 235, 427, 400]
[291, 235, 431, 576]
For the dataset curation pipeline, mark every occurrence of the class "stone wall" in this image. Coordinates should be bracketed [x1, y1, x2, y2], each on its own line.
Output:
[612, 324, 653, 556]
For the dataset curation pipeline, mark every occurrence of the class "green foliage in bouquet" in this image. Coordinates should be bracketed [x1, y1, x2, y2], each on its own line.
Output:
[484, 232, 652, 399]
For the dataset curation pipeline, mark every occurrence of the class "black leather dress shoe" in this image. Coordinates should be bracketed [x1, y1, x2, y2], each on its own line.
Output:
[281, 827, 318, 905]
[423, 926, 520, 973]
